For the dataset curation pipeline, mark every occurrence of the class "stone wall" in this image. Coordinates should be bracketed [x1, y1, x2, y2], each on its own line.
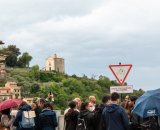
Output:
[55, 110, 64, 130]
[58, 115, 64, 130]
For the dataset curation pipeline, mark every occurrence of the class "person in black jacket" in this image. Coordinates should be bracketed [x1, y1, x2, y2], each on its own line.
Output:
[102, 92, 129, 130]
[34, 98, 46, 130]
[79, 102, 95, 130]
[65, 101, 79, 130]
[94, 95, 110, 130]
[39, 102, 58, 130]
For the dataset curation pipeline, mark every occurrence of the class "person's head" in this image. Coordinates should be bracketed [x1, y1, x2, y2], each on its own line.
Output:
[80, 102, 89, 111]
[88, 102, 95, 111]
[89, 96, 96, 104]
[19, 101, 27, 109]
[80, 102, 94, 112]
[129, 96, 137, 108]
[125, 95, 130, 103]
[31, 103, 37, 110]
[1, 108, 11, 115]
[73, 97, 82, 110]
[68, 101, 77, 109]
[111, 92, 120, 104]
[102, 96, 110, 104]
[43, 102, 53, 110]
[38, 98, 46, 108]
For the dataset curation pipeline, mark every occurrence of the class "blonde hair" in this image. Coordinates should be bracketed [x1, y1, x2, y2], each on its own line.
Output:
[31, 103, 36, 110]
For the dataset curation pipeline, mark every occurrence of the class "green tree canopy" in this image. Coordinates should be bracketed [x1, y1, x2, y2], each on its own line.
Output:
[31, 83, 40, 93]
[5, 45, 21, 67]
[28, 65, 40, 80]
[0, 45, 32, 68]
[17, 52, 32, 67]
[7, 45, 21, 56]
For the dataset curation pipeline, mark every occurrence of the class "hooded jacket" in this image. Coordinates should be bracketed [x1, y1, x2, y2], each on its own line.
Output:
[79, 110, 95, 130]
[13, 104, 34, 130]
[93, 104, 106, 130]
[39, 108, 58, 130]
[64, 109, 79, 130]
[102, 104, 129, 130]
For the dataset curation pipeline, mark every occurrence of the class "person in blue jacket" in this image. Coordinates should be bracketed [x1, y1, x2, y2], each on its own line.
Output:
[39, 102, 58, 130]
[102, 92, 129, 130]
[13, 102, 34, 130]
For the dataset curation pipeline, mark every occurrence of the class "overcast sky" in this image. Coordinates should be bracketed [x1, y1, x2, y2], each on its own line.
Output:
[0, 0, 160, 91]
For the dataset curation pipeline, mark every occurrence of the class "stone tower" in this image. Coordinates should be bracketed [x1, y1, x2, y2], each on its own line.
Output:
[45, 54, 65, 73]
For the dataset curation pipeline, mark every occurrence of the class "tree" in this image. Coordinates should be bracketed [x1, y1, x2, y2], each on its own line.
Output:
[17, 52, 32, 67]
[31, 83, 40, 93]
[5, 45, 21, 67]
[28, 65, 40, 80]
[6, 54, 17, 67]
[7, 45, 21, 56]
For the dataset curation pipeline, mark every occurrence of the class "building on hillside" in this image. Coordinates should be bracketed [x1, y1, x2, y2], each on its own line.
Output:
[0, 41, 7, 79]
[0, 54, 7, 78]
[44, 54, 65, 73]
[0, 82, 21, 99]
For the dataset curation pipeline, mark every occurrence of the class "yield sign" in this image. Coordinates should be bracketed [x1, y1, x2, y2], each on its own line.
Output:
[109, 64, 132, 86]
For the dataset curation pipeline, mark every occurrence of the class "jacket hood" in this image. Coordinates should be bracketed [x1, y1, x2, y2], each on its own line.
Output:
[42, 109, 55, 116]
[79, 110, 91, 118]
[105, 104, 119, 113]
[95, 104, 105, 113]
[65, 110, 79, 120]
[20, 104, 31, 111]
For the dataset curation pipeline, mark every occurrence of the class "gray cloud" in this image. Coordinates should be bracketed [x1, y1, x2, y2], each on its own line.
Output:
[1, 0, 160, 90]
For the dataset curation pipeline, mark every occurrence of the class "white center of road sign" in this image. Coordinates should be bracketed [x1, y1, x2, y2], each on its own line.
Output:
[109, 64, 132, 86]
[113, 66, 130, 82]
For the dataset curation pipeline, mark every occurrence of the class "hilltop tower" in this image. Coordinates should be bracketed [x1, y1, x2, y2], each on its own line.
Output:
[45, 54, 65, 73]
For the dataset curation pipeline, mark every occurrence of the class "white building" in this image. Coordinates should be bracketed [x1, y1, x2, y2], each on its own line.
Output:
[45, 54, 65, 73]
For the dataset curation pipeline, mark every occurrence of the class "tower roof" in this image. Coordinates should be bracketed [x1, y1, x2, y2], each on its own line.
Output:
[46, 54, 64, 60]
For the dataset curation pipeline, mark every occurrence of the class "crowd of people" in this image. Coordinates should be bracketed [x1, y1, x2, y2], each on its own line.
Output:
[0, 92, 159, 130]
[0, 93, 58, 130]
[64, 93, 159, 130]
[64, 93, 137, 130]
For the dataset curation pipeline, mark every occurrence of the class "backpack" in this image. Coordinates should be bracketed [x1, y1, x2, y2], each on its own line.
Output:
[20, 111, 36, 128]
[76, 118, 87, 130]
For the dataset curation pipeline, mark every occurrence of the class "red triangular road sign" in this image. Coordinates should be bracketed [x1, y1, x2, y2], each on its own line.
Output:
[109, 64, 132, 86]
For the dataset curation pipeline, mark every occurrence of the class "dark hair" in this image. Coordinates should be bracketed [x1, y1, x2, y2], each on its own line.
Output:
[111, 92, 119, 101]
[80, 102, 89, 111]
[1, 108, 11, 119]
[102, 96, 110, 104]
[68, 101, 77, 109]
[130, 96, 137, 103]
[40, 98, 46, 104]
[1, 108, 10, 115]
[44, 102, 53, 110]
[19, 101, 27, 108]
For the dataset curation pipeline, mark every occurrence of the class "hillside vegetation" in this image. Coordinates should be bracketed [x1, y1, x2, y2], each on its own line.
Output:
[0, 44, 144, 110]
[1, 66, 144, 110]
